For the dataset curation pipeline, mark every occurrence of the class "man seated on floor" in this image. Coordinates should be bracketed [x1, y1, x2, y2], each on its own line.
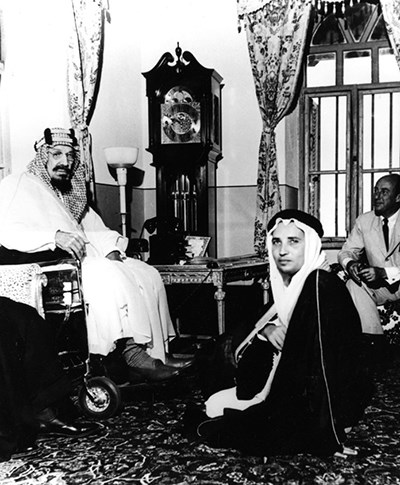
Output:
[338, 174, 400, 367]
[0, 127, 193, 383]
[0, 296, 99, 461]
[188, 210, 370, 457]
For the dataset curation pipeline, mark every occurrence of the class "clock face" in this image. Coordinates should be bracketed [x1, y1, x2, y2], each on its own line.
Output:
[161, 86, 201, 144]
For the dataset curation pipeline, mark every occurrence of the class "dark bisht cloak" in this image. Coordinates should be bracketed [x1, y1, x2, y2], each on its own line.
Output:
[198, 270, 370, 457]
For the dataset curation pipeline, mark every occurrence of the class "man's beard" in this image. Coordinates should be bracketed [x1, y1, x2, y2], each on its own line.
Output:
[51, 177, 72, 193]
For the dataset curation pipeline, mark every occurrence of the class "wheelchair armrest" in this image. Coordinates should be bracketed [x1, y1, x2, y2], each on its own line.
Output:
[37, 257, 79, 269]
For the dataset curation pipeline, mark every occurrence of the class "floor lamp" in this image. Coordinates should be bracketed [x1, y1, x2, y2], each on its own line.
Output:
[104, 146, 139, 237]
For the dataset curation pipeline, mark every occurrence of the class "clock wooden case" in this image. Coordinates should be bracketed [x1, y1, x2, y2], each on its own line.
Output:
[143, 44, 223, 257]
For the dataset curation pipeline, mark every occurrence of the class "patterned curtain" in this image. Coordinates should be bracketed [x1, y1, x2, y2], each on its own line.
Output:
[68, 0, 106, 187]
[237, 0, 312, 254]
[380, 0, 400, 68]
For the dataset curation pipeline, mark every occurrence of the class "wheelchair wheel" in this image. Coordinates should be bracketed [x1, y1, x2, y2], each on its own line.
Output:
[79, 376, 122, 419]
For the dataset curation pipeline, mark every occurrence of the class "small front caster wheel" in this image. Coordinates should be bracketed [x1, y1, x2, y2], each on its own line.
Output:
[79, 376, 122, 419]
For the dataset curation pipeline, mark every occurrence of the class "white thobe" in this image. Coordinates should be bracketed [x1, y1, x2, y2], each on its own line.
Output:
[0, 172, 175, 360]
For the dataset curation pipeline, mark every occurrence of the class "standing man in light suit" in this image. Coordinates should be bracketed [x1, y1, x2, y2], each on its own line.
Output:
[338, 174, 400, 363]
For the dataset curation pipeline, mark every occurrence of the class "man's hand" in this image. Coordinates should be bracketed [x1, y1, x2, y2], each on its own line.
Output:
[259, 324, 287, 352]
[106, 251, 124, 262]
[55, 230, 88, 260]
[358, 266, 387, 285]
[346, 260, 364, 286]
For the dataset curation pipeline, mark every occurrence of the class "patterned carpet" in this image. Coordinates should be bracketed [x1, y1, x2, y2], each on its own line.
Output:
[1, 354, 400, 485]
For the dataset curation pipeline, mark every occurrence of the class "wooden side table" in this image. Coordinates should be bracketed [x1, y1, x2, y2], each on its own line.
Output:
[154, 254, 269, 335]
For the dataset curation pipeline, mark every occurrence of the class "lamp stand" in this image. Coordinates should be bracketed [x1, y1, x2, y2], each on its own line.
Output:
[103, 146, 139, 239]
[116, 167, 128, 237]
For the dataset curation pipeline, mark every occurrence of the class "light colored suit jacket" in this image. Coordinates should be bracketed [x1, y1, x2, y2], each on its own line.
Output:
[338, 210, 400, 294]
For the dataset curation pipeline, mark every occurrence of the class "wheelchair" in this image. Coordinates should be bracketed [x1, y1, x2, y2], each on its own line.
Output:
[0, 258, 123, 419]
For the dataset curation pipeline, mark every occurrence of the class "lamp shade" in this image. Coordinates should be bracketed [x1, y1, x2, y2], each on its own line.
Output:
[104, 146, 139, 168]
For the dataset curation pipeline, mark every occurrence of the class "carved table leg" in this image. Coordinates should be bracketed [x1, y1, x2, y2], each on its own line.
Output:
[214, 285, 226, 335]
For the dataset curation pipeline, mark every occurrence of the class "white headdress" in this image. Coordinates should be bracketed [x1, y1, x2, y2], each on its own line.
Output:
[266, 214, 326, 327]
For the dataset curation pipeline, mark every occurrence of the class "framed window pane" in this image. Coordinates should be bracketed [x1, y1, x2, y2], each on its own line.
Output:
[362, 92, 400, 171]
[319, 175, 335, 235]
[362, 94, 372, 170]
[343, 49, 371, 84]
[320, 97, 336, 170]
[373, 93, 390, 169]
[347, 3, 376, 41]
[318, 95, 347, 171]
[370, 14, 389, 41]
[338, 96, 347, 171]
[379, 48, 400, 82]
[363, 172, 373, 214]
[312, 15, 344, 46]
[307, 53, 336, 87]
[393, 93, 400, 169]
[319, 174, 346, 237]
[337, 174, 346, 237]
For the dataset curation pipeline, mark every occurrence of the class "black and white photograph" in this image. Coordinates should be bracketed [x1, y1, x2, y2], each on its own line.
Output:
[0, 1, 399, 483]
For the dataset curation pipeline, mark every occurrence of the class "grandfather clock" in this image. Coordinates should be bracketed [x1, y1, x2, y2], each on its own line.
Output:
[143, 44, 223, 258]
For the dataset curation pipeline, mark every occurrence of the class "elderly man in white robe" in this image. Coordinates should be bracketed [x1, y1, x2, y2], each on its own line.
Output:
[0, 127, 193, 382]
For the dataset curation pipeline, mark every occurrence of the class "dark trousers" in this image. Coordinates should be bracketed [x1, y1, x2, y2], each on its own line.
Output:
[0, 297, 71, 459]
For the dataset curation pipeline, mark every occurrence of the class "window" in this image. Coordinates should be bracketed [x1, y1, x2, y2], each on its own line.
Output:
[301, 2, 400, 246]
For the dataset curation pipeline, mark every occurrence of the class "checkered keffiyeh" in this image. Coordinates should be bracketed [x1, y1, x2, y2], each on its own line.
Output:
[27, 141, 88, 223]
[34, 127, 78, 151]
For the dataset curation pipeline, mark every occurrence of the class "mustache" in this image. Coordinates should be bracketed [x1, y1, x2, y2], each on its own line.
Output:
[53, 165, 72, 173]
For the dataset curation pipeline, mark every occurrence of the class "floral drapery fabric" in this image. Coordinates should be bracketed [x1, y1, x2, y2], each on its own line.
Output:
[68, 0, 105, 184]
[237, 0, 312, 254]
[380, 0, 400, 69]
